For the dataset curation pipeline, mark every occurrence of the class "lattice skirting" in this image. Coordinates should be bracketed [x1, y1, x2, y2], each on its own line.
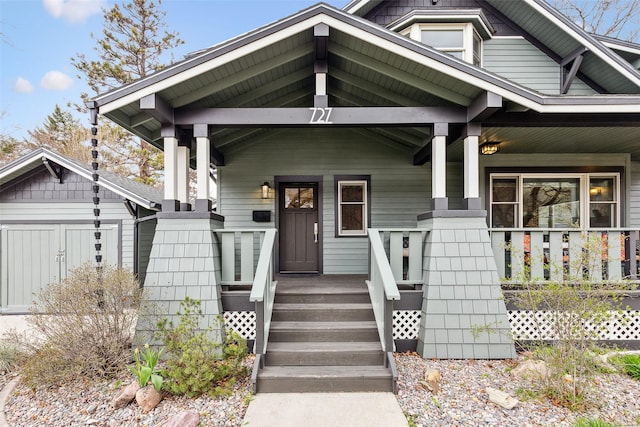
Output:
[223, 311, 256, 339]
[508, 310, 640, 341]
[223, 310, 640, 343]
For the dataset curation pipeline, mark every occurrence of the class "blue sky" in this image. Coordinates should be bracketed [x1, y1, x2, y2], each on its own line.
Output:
[0, 0, 346, 141]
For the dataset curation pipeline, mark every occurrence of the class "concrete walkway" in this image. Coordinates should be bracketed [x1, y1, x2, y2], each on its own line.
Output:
[242, 392, 409, 426]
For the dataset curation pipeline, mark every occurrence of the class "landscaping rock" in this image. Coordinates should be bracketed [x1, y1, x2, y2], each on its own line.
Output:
[135, 385, 162, 413]
[162, 410, 200, 427]
[109, 381, 140, 409]
[420, 368, 442, 394]
[486, 387, 519, 410]
[510, 359, 548, 381]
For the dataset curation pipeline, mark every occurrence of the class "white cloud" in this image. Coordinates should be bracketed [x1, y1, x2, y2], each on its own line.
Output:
[14, 77, 35, 94]
[40, 71, 74, 91]
[43, 0, 103, 23]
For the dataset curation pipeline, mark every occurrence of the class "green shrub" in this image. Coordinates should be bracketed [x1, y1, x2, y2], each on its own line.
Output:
[611, 353, 640, 380]
[509, 234, 637, 410]
[155, 297, 248, 398]
[573, 418, 620, 427]
[17, 263, 142, 387]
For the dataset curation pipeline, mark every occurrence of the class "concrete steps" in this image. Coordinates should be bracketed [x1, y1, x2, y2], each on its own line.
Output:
[255, 276, 393, 393]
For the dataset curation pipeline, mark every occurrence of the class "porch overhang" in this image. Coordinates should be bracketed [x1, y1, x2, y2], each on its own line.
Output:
[90, 3, 640, 167]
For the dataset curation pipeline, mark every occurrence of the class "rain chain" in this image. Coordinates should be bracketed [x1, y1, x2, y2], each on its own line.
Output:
[90, 107, 102, 270]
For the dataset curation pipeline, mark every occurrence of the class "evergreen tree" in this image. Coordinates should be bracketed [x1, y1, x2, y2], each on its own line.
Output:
[72, 0, 183, 185]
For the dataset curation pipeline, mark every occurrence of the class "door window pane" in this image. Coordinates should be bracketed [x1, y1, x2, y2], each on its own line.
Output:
[299, 188, 314, 208]
[523, 178, 580, 228]
[285, 187, 315, 209]
[285, 188, 299, 209]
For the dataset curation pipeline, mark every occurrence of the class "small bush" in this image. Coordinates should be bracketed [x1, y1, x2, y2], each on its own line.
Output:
[17, 263, 142, 387]
[0, 341, 24, 374]
[156, 297, 248, 398]
[611, 353, 640, 380]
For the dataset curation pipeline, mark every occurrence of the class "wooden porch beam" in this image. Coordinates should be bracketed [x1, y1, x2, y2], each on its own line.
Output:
[467, 91, 502, 122]
[140, 93, 174, 125]
[174, 106, 466, 127]
[483, 111, 640, 127]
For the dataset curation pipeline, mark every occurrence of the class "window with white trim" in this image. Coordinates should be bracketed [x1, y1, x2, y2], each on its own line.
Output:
[402, 23, 482, 66]
[490, 173, 620, 229]
[337, 180, 368, 236]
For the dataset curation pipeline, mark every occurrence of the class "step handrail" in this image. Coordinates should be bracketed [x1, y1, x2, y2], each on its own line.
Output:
[368, 228, 401, 393]
[249, 228, 277, 362]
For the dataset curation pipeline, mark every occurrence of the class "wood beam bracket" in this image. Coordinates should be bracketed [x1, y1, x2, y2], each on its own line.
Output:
[314, 23, 329, 108]
[561, 47, 588, 95]
[140, 93, 174, 125]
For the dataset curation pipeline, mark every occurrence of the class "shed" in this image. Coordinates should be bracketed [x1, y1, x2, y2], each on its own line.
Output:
[0, 148, 162, 313]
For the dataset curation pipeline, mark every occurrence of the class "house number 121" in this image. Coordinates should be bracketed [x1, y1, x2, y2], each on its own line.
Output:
[309, 107, 333, 124]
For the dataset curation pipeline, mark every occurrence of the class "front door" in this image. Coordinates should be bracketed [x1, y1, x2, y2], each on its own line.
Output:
[279, 183, 319, 272]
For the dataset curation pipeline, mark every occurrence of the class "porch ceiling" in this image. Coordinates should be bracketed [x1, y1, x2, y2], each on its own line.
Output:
[447, 126, 640, 161]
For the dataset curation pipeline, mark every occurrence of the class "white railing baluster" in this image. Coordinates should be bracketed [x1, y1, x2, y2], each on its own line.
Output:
[491, 231, 506, 279]
[529, 231, 545, 281]
[408, 231, 423, 282]
[608, 231, 622, 281]
[240, 232, 254, 282]
[221, 232, 235, 283]
[548, 231, 564, 281]
[511, 231, 525, 280]
[389, 231, 403, 281]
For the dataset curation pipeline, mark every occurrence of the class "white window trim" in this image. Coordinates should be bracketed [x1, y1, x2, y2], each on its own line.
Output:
[401, 23, 482, 66]
[337, 180, 368, 236]
[489, 172, 621, 229]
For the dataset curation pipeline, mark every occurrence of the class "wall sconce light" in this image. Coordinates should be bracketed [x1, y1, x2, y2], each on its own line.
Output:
[480, 142, 500, 155]
[261, 181, 271, 199]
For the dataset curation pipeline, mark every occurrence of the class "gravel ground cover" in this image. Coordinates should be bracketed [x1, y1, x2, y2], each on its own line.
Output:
[2, 352, 639, 426]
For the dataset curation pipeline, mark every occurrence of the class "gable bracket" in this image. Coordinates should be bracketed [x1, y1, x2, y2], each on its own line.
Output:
[42, 158, 63, 183]
[140, 93, 174, 125]
[561, 47, 588, 95]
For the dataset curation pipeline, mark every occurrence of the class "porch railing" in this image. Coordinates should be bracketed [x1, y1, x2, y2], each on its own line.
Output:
[373, 228, 426, 287]
[490, 228, 640, 282]
[248, 229, 277, 390]
[368, 228, 425, 393]
[214, 229, 269, 286]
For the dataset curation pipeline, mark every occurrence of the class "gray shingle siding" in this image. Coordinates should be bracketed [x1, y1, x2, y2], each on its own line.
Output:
[0, 167, 122, 202]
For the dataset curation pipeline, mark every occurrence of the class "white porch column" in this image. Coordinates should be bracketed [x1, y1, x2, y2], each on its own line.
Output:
[194, 123, 212, 212]
[162, 126, 179, 212]
[463, 124, 482, 210]
[177, 144, 190, 210]
[431, 123, 448, 210]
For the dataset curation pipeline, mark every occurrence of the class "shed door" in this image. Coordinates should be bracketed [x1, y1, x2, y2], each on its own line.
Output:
[0, 223, 118, 312]
[279, 184, 319, 272]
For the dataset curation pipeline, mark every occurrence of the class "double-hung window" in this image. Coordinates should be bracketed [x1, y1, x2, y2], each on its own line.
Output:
[337, 179, 368, 236]
[490, 173, 620, 229]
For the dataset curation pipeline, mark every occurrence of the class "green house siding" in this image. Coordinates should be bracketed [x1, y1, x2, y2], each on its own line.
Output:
[629, 161, 640, 228]
[483, 38, 596, 95]
[219, 128, 431, 274]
